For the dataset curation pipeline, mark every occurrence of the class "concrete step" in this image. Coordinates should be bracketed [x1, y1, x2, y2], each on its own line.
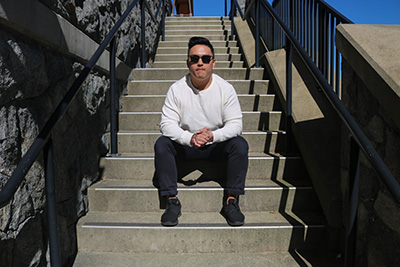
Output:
[161, 35, 234, 41]
[87, 179, 321, 213]
[156, 46, 239, 54]
[127, 80, 270, 95]
[99, 154, 309, 181]
[165, 25, 232, 30]
[121, 94, 277, 112]
[165, 29, 231, 36]
[158, 40, 237, 48]
[116, 132, 286, 154]
[165, 16, 230, 22]
[152, 61, 244, 68]
[118, 111, 284, 132]
[73, 250, 333, 267]
[76, 210, 326, 254]
[165, 19, 230, 26]
[131, 68, 264, 80]
[154, 53, 241, 62]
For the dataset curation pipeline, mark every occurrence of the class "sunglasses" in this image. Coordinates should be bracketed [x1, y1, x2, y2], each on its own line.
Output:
[188, 55, 214, 64]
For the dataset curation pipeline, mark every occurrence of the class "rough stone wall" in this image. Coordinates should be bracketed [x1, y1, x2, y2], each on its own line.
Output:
[341, 59, 400, 266]
[0, 0, 168, 266]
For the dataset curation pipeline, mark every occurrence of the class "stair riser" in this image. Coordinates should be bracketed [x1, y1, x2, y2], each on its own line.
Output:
[162, 35, 234, 41]
[127, 80, 270, 95]
[132, 68, 264, 81]
[152, 61, 244, 68]
[116, 133, 286, 154]
[155, 54, 241, 61]
[156, 47, 239, 54]
[165, 20, 230, 25]
[77, 226, 326, 253]
[122, 95, 276, 112]
[118, 112, 283, 132]
[88, 187, 320, 212]
[100, 157, 308, 181]
[158, 40, 237, 47]
[165, 25, 231, 30]
[165, 17, 230, 22]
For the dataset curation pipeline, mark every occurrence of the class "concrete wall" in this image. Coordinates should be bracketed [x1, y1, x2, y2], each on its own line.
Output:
[0, 0, 168, 266]
[336, 24, 400, 266]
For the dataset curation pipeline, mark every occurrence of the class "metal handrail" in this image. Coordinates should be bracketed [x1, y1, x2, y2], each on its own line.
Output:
[0, 0, 169, 266]
[239, 0, 400, 266]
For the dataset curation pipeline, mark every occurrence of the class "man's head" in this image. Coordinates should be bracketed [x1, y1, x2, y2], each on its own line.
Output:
[187, 37, 216, 89]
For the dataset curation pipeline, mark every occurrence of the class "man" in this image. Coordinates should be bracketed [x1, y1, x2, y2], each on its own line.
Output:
[154, 36, 248, 227]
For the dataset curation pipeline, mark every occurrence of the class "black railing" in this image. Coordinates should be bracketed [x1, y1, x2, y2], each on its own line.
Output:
[231, 0, 400, 266]
[0, 0, 169, 266]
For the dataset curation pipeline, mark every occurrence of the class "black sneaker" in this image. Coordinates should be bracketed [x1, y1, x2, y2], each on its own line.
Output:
[161, 198, 181, 226]
[222, 198, 245, 226]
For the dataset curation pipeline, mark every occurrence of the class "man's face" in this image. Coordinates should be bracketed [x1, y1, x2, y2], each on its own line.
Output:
[187, 44, 215, 83]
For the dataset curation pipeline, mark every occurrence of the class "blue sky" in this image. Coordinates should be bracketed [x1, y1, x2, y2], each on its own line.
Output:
[189, 0, 400, 24]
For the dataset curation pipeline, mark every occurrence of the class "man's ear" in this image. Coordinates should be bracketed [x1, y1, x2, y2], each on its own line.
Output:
[186, 59, 190, 68]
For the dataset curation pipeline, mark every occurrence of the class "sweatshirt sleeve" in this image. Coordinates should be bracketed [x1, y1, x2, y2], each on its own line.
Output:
[160, 86, 193, 146]
[211, 85, 243, 143]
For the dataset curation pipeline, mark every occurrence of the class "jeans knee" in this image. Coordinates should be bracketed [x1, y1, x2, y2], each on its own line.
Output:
[154, 136, 174, 155]
[228, 136, 249, 156]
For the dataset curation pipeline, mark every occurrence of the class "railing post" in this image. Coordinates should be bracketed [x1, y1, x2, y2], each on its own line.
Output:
[285, 36, 292, 154]
[109, 37, 118, 155]
[162, 0, 166, 41]
[230, 0, 234, 41]
[44, 139, 61, 267]
[345, 136, 360, 267]
[255, 0, 260, 67]
[225, 0, 227, 17]
[141, 0, 146, 68]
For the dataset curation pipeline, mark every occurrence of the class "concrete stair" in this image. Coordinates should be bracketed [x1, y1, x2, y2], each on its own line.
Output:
[74, 16, 337, 266]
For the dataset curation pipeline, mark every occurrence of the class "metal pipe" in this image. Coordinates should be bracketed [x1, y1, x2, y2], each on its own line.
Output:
[255, 0, 260, 67]
[225, 0, 227, 17]
[346, 137, 360, 267]
[285, 38, 293, 154]
[44, 139, 61, 267]
[110, 37, 118, 155]
[162, 0, 166, 41]
[141, 0, 146, 68]
[244, 0, 256, 20]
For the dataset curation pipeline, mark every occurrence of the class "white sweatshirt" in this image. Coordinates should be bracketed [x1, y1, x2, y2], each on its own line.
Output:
[160, 73, 243, 146]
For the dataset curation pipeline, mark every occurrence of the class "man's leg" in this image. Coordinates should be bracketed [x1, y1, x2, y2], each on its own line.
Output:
[154, 136, 180, 197]
[154, 136, 182, 226]
[211, 136, 249, 226]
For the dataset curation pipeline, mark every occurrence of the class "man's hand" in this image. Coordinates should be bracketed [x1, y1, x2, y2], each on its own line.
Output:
[190, 127, 213, 148]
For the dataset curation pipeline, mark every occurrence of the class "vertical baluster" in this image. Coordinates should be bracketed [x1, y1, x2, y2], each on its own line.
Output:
[336, 19, 341, 97]
[110, 37, 118, 155]
[44, 139, 61, 267]
[314, 1, 317, 64]
[162, 0, 166, 41]
[255, 0, 260, 67]
[330, 15, 335, 87]
[141, 0, 146, 68]
[285, 37, 293, 154]
[346, 136, 360, 267]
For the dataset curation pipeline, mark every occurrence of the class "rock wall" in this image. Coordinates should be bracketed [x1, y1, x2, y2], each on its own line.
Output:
[341, 59, 400, 266]
[0, 0, 169, 266]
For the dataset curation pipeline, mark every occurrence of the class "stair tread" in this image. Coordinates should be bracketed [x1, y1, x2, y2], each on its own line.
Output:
[91, 178, 312, 189]
[79, 210, 324, 227]
[103, 151, 297, 158]
[74, 250, 342, 267]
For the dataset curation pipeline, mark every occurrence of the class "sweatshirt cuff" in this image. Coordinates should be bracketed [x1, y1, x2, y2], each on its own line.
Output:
[180, 131, 193, 146]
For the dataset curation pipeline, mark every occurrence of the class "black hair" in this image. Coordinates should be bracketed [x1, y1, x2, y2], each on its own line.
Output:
[187, 36, 214, 57]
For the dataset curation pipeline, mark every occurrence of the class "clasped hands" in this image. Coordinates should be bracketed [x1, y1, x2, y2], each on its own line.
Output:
[190, 127, 213, 148]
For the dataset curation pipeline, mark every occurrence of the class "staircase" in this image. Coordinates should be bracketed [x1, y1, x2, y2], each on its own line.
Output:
[74, 16, 338, 266]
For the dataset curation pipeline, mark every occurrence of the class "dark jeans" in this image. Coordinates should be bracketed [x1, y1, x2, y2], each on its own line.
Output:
[154, 135, 249, 197]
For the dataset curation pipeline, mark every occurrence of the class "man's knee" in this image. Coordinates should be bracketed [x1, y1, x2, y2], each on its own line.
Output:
[228, 136, 249, 155]
[154, 136, 174, 154]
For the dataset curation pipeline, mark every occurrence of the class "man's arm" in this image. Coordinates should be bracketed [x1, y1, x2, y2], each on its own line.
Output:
[211, 86, 243, 143]
[160, 87, 193, 146]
